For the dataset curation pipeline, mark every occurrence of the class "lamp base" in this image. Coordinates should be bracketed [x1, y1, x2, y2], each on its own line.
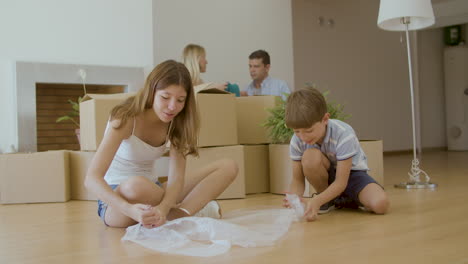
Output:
[394, 181, 438, 189]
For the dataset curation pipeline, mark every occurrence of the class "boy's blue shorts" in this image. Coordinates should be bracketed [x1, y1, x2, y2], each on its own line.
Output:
[97, 181, 163, 225]
[328, 167, 382, 206]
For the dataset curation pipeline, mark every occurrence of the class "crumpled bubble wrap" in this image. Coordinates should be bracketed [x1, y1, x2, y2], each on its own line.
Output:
[122, 205, 302, 257]
[285, 193, 305, 221]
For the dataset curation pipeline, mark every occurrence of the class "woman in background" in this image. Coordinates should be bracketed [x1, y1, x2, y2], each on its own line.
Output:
[182, 44, 240, 96]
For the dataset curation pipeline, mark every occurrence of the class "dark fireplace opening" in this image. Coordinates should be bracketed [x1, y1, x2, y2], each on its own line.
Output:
[35, 83, 125, 151]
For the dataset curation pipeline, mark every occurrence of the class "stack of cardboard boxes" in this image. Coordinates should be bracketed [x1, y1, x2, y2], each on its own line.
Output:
[0, 93, 135, 204]
[0, 89, 385, 204]
[185, 91, 280, 199]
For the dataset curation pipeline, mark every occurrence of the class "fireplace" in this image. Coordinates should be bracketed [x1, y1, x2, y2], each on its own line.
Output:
[36, 83, 125, 151]
[16, 62, 145, 152]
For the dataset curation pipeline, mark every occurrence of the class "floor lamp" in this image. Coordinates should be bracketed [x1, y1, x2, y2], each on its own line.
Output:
[377, 0, 437, 189]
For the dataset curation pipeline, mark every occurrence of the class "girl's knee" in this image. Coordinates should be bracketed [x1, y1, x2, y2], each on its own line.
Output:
[217, 158, 239, 181]
[119, 176, 163, 202]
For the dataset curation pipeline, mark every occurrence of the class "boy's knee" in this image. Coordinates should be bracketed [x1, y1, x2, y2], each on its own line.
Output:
[302, 148, 324, 170]
[370, 197, 390, 214]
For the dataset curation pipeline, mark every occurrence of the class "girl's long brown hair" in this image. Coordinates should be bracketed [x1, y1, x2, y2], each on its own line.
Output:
[110, 60, 199, 156]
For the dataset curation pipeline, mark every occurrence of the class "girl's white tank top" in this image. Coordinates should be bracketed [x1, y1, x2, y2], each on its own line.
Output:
[104, 118, 171, 185]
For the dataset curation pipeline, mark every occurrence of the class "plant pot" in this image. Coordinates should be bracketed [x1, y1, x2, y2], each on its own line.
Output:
[269, 144, 292, 194]
[75, 128, 81, 144]
[269, 144, 317, 197]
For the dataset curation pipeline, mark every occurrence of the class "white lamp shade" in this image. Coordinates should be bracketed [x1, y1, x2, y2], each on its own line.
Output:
[378, 0, 435, 31]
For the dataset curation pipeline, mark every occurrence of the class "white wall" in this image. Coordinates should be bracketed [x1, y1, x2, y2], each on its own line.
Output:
[418, 28, 446, 149]
[291, 0, 451, 152]
[433, 0, 468, 28]
[152, 0, 294, 92]
[292, 0, 418, 151]
[0, 0, 153, 153]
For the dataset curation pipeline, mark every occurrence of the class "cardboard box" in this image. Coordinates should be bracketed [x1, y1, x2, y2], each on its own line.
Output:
[269, 144, 295, 195]
[244, 145, 270, 194]
[154, 145, 269, 195]
[196, 87, 238, 147]
[360, 140, 384, 185]
[69, 151, 97, 201]
[186, 145, 245, 199]
[0, 151, 70, 204]
[269, 140, 384, 197]
[236, 96, 282, 144]
[80, 93, 135, 151]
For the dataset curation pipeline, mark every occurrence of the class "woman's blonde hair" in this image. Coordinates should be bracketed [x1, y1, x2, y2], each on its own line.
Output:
[182, 44, 205, 86]
[110, 60, 199, 156]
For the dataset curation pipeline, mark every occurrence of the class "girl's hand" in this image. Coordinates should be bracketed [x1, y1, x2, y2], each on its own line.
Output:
[149, 205, 171, 228]
[126, 204, 167, 228]
[304, 198, 321, 221]
[126, 204, 157, 226]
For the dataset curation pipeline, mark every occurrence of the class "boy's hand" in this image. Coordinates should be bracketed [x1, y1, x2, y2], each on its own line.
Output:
[304, 197, 321, 221]
[282, 191, 300, 208]
[282, 196, 290, 208]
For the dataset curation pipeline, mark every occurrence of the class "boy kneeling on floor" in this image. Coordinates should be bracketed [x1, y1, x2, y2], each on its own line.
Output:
[283, 87, 389, 221]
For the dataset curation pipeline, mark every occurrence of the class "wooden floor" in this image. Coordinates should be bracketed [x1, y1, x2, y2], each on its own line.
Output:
[1, 150, 468, 264]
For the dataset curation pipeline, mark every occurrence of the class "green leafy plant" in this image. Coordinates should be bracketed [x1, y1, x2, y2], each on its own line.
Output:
[56, 97, 83, 128]
[323, 90, 351, 122]
[262, 93, 292, 144]
[262, 84, 351, 144]
[56, 80, 87, 128]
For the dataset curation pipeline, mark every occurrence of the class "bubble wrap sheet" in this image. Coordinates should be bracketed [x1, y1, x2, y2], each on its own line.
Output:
[122, 200, 304, 257]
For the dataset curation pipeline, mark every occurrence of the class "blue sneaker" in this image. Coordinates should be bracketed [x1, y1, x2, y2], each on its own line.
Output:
[334, 196, 360, 210]
[318, 200, 335, 214]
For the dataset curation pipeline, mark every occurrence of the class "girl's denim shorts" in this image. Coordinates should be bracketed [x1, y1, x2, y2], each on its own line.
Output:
[97, 181, 163, 225]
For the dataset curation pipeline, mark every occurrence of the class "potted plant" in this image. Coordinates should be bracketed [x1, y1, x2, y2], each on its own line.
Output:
[56, 97, 83, 143]
[263, 88, 350, 144]
[263, 85, 350, 195]
[56, 80, 87, 143]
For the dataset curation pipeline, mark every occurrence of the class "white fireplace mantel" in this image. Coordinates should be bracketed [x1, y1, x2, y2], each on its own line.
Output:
[16, 61, 145, 152]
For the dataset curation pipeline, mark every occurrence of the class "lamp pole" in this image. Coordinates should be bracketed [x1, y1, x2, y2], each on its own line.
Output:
[394, 17, 437, 189]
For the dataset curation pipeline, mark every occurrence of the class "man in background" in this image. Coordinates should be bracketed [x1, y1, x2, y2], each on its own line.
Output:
[241, 49, 290, 100]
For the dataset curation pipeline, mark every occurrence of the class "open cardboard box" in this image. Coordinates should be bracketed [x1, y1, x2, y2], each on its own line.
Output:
[79, 93, 135, 151]
[194, 84, 238, 147]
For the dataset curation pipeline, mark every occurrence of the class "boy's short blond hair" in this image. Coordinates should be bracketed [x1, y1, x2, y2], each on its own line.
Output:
[285, 87, 327, 129]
